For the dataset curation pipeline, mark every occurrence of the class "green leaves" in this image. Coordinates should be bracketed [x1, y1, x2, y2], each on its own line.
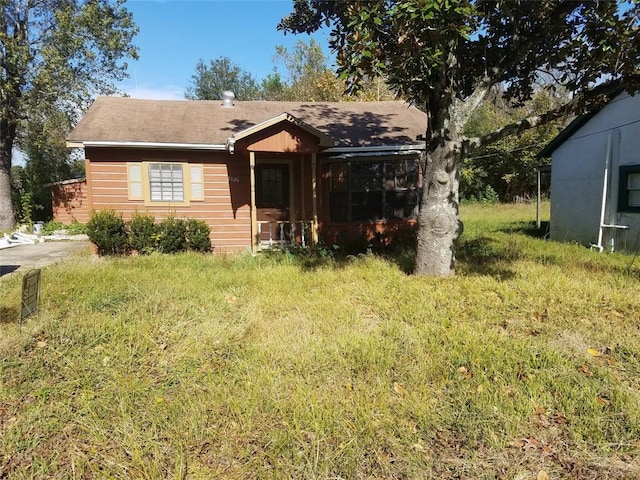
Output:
[0, 0, 139, 229]
[184, 57, 260, 101]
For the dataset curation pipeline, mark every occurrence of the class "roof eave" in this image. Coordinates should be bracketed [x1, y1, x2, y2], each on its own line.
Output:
[68, 140, 228, 151]
[323, 143, 426, 154]
[536, 111, 599, 159]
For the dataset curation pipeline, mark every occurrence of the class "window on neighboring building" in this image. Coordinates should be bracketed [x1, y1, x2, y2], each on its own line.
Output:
[329, 158, 422, 222]
[619, 165, 640, 213]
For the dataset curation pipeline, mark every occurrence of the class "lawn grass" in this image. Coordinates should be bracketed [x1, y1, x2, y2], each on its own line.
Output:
[1, 202, 639, 479]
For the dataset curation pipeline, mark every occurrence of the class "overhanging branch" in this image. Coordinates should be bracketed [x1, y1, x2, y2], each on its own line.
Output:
[465, 76, 637, 152]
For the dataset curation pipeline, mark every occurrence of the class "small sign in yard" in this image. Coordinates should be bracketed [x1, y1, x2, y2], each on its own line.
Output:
[21, 269, 41, 323]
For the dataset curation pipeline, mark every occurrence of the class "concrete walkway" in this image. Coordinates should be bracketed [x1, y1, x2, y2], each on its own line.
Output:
[0, 241, 90, 277]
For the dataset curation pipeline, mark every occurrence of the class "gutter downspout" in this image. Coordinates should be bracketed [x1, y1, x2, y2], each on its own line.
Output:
[591, 132, 629, 252]
[592, 134, 613, 252]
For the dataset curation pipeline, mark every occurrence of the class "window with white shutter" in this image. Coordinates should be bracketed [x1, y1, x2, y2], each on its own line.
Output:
[127, 163, 143, 200]
[190, 165, 204, 201]
[126, 161, 205, 206]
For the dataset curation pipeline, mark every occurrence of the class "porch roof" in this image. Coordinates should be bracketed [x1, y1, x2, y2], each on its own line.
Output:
[67, 96, 427, 149]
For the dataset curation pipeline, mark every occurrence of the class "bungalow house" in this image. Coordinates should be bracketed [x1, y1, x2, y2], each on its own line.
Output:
[62, 94, 427, 253]
[538, 92, 640, 252]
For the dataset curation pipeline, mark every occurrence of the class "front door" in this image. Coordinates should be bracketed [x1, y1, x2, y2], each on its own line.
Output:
[256, 164, 290, 244]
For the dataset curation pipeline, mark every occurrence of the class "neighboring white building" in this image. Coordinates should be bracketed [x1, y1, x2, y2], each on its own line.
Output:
[539, 92, 640, 252]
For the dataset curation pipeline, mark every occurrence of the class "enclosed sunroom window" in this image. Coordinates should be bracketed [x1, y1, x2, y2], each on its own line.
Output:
[329, 158, 422, 222]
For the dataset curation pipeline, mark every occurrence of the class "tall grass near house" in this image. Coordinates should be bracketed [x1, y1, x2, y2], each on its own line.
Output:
[1, 202, 639, 479]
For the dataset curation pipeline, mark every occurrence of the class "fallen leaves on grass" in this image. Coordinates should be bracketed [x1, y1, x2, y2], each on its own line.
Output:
[393, 382, 405, 396]
[578, 364, 594, 376]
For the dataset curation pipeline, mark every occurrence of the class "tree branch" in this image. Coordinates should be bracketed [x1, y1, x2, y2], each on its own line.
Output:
[451, 75, 493, 133]
[464, 76, 637, 152]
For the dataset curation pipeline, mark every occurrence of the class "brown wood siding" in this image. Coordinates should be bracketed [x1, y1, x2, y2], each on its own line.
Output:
[316, 163, 418, 249]
[244, 124, 320, 153]
[85, 147, 251, 253]
[319, 220, 418, 250]
[51, 180, 90, 224]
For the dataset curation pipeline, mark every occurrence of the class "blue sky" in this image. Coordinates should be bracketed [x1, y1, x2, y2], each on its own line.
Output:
[120, 0, 333, 99]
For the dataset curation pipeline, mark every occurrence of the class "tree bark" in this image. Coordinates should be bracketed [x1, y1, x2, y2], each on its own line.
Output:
[414, 139, 464, 276]
[0, 118, 17, 230]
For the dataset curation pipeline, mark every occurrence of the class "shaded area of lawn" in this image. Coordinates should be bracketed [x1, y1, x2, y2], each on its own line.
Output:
[1, 203, 639, 479]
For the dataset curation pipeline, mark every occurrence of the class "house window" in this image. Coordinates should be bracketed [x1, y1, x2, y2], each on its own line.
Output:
[329, 158, 422, 222]
[619, 165, 640, 213]
[256, 165, 288, 208]
[149, 163, 184, 201]
[126, 162, 204, 206]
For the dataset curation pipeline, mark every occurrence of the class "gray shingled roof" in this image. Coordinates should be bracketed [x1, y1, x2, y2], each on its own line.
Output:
[67, 96, 427, 148]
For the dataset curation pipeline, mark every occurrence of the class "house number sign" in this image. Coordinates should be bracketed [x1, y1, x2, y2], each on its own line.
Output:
[21, 269, 41, 323]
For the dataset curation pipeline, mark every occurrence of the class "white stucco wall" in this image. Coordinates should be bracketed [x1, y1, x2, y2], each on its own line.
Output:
[550, 92, 640, 251]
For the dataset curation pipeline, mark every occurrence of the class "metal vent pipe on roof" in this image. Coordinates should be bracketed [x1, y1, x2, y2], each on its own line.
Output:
[221, 91, 235, 108]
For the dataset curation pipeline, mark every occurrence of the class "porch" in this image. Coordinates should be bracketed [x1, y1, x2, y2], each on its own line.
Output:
[257, 220, 314, 250]
[248, 150, 320, 253]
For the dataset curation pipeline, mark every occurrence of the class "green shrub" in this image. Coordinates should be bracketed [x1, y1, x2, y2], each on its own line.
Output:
[185, 218, 212, 252]
[128, 212, 158, 254]
[86, 209, 128, 255]
[42, 220, 64, 235]
[67, 220, 86, 235]
[156, 216, 187, 253]
[480, 185, 500, 204]
[41, 220, 86, 235]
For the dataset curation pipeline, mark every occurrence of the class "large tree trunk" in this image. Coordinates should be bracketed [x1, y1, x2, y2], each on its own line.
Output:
[414, 138, 464, 276]
[0, 119, 16, 231]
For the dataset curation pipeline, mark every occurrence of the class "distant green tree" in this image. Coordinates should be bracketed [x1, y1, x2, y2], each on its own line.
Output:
[1, 0, 138, 231]
[272, 39, 345, 101]
[17, 106, 85, 222]
[269, 38, 398, 102]
[461, 90, 564, 202]
[259, 72, 290, 101]
[185, 57, 260, 100]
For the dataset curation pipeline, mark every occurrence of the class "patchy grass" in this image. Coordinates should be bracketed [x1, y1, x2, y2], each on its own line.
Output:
[1, 202, 639, 479]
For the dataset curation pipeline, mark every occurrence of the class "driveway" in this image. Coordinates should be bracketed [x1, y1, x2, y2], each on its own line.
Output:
[0, 241, 90, 277]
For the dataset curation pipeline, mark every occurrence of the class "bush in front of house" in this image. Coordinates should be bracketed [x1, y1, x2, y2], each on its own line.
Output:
[156, 216, 188, 253]
[186, 218, 211, 252]
[87, 211, 212, 256]
[42, 220, 65, 235]
[67, 220, 87, 235]
[128, 212, 158, 254]
[41, 220, 86, 235]
[86, 209, 128, 255]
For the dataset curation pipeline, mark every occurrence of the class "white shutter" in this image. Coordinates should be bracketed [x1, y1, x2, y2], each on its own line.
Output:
[190, 164, 204, 200]
[127, 163, 143, 200]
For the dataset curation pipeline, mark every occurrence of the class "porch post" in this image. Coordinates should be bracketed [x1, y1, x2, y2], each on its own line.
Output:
[311, 152, 319, 245]
[250, 151, 258, 253]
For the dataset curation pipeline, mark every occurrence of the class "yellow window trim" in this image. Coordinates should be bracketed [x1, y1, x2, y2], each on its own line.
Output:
[127, 161, 205, 207]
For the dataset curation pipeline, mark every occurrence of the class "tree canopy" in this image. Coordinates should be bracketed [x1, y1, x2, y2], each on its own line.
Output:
[187, 39, 397, 102]
[0, 0, 138, 230]
[185, 57, 260, 101]
[280, 0, 640, 276]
